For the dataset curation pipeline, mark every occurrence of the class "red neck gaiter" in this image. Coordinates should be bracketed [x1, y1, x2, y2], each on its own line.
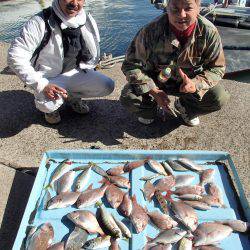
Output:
[170, 22, 196, 46]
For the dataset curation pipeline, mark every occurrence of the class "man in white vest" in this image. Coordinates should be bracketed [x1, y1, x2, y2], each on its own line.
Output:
[8, 0, 114, 124]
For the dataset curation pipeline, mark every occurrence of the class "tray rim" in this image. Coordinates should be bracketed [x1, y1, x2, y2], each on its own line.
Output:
[12, 149, 250, 250]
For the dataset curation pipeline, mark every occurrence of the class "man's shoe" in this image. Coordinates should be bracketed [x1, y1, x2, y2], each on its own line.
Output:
[138, 117, 154, 125]
[174, 99, 200, 126]
[44, 110, 61, 124]
[68, 98, 90, 114]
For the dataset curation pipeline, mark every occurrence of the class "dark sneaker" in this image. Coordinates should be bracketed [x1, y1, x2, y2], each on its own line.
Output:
[44, 110, 61, 124]
[68, 98, 90, 114]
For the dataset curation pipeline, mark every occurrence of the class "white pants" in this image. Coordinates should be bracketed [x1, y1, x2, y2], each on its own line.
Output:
[35, 69, 115, 113]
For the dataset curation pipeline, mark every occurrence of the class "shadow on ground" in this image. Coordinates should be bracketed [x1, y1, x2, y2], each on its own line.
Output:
[0, 90, 183, 144]
[0, 170, 35, 250]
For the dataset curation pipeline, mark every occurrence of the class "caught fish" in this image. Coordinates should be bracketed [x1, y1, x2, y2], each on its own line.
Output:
[129, 195, 149, 233]
[76, 184, 108, 209]
[123, 157, 150, 172]
[199, 169, 215, 186]
[74, 167, 91, 192]
[56, 171, 75, 194]
[154, 176, 175, 192]
[140, 174, 161, 181]
[109, 238, 121, 250]
[92, 164, 110, 178]
[65, 226, 88, 250]
[118, 192, 133, 217]
[98, 205, 122, 238]
[47, 242, 64, 250]
[105, 183, 125, 208]
[67, 210, 104, 235]
[83, 235, 111, 249]
[72, 164, 92, 172]
[147, 210, 178, 230]
[207, 182, 224, 206]
[161, 161, 174, 175]
[183, 200, 212, 210]
[147, 229, 187, 245]
[177, 194, 203, 201]
[106, 166, 124, 176]
[147, 244, 172, 250]
[214, 219, 250, 233]
[167, 160, 188, 171]
[25, 222, 54, 250]
[173, 185, 204, 196]
[147, 160, 168, 176]
[177, 158, 204, 173]
[45, 159, 72, 189]
[47, 192, 80, 210]
[178, 237, 192, 250]
[193, 222, 233, 246]
[142, 180, 155, 202]
[195, 246, 223, 250]
[112, 214, 132, 238]
[200, 195, 226, 208]
[175, 175, 195, 188]
[170, 201, 198, 231]
[154, 190, 170, 214]
[107, 175, 131, 189]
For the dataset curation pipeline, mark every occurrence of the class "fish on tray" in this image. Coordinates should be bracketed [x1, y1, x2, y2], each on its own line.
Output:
[105, 182, 125, 209]
[83, 235, 112, 249]
[142, 180, 155, 202]
[74, 166, 91, 192]
[147, 159, 168, 176]
[174, 174, 195, 188]
[118, 192, 133, 217]
[123, 157, 151, 172]
[154, 190, 171, 214]
[172, 185, 204, 196]
[154, 176, 175, 192]
[56, 170, 75, 194]
[65, 226, 88, 250]
[199, 169, 215, 186]
[176, 158, 204, 173]
[47, 242, 64, 250]
[112, 214, 132, 238]
[166, 160, 188, 171]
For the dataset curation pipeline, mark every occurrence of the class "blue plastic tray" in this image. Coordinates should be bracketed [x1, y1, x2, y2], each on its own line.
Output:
[13, 150, 250, 249]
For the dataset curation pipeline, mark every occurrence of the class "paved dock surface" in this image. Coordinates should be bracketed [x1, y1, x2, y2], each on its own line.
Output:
[0, 42, 249, 249]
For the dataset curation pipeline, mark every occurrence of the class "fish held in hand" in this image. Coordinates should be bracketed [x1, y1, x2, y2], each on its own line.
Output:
[193, 222, 233, 246]
[56, 171, 75, 194]
[129, 195, 149, 233]
[67, 210, 104, 235]
[118, 192, 133, 217]
[147, 210, 177, 230]
[46, 192, 80, 210]
[25, 222, 54, 250]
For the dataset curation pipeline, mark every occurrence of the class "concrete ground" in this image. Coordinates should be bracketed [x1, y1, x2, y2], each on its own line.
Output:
[0, 42, 249, 249]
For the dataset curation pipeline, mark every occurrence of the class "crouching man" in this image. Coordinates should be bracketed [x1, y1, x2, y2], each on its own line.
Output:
[120, 0, 229, 126]
[8, 0, 114, 124]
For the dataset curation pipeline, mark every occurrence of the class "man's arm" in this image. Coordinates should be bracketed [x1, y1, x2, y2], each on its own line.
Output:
[121, 28, 157, 96]
[7, 15, 50, 93]
[191, 29, 226, 98]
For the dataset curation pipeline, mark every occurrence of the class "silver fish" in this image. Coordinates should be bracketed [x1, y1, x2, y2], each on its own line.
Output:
[200, 195, 226, 208]
[199, 169, 215, 186]
[67, 210, 104, 235]
[193, 222, 233, 246]
[26, 222, 54, 250]
[112, 214, 132, 238]
[91, 164, 109, 178]
[171, 201, 198, 231]
[56, 171, 75, 194]
[106, 165, 124, 176]
[175, 175, 195, 188]
[47, 192, 80, 209]
[147, 210, 178, 230]
[142, 180, 155, 202]
[98, 205, 122, 238]
[147, 160, 168, 176]
[47, 242, 64, 250]
[74, 167, 91, 192]
[76, 184, 108, 208]
[177, 194, 203, 201]
[83, 235, 111, 249]
[148, 229, 187, 245]
[173, 185, 204, 196]
[177, 158, 204, 172]
[207, 182, 224, 206]
[123, 157, 150, 172]
[183, 200, 212, 210]
[46, 159, 72, 189]
[154, 176, 175, 192]
[178, 237, 192, 250]
[118, 192, 133, 217]
[65, 226, 88, 250]
[167, 160, 188, 171]
[214, 219, 250, 233]
[105, 184, 125, 208]
[161, 161, 174, 175]
[129, 195, 149, 233]
[140, 174, 161, 181]
[108, 175, 131, 189]
[72, 164, 92, 172]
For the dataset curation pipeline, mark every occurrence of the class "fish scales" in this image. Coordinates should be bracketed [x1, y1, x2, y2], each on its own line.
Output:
[105, 184, 125, 208]
[47, 242, 64, 250]
[154, 176, 175, 192]
[56, 171, 75, 194]
[74, 167, 91, 192]
[118, 192, 132, 217]
[83, 235, 111, 249]
[65, 226, 88, 250]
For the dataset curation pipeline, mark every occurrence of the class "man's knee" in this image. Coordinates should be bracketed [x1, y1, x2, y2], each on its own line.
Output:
[103, 77, 115, 96]
[210, 85, 230, 110]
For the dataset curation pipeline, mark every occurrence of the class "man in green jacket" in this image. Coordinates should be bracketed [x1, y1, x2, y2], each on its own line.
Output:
[120, 0, 230, 126]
